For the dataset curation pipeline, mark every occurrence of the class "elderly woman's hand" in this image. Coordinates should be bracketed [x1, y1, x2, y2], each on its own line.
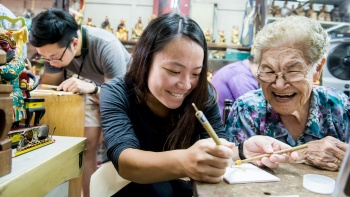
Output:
[297, 136, 348, 171]
[243, 136, 299, 169]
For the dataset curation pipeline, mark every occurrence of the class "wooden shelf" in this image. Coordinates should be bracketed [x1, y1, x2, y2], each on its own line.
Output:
[121, 40, 251, 52]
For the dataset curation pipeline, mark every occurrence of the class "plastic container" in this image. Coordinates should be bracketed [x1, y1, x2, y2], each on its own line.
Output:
[303, 174, 335, 194]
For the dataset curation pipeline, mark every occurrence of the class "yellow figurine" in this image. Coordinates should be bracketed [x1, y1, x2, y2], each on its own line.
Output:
[131, 17, 143, 41]
[101, 16, 113, 33]
[85, 17, 96, 27]
[218, 30, 226, 44]
[205, 28, 212, 43]
[116, 19, 128, 41]
[231, 26, 240, 45]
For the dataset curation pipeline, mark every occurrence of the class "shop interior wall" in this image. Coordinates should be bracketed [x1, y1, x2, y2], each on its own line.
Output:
[83, 0, 246, 45]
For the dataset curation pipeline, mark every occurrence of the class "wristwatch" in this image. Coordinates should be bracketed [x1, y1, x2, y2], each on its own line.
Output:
[91, 81, 99, 95]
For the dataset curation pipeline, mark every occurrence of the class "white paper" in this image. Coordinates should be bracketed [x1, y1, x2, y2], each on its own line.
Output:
[224, 163, 280, 184]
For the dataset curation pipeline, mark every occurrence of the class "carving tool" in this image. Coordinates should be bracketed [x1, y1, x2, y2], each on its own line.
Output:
[234, 144, 308, 166]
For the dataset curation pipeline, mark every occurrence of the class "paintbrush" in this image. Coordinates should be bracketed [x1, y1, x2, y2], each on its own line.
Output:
[192, 103, 222, 145]
[39, 84, 59, 89]
[234, 144, 308, 166]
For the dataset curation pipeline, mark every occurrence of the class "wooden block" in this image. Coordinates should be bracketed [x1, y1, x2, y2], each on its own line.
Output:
[0, 148, 12, 177]
[0, 85, 14, 141]
[0, 50, 6, 64]
[0, 138, 11, 151]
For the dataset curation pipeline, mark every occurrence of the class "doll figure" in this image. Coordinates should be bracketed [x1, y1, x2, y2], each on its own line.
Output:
[280, 1, 290, 17]
[296, 2, 305, 16]
[131, 17, 143, 41]
[116, 19, 128, 41]
[101, 16, 113, 33]
[231, 26, 240, 45]
[306, 3, 317, 20]
[85, 17, 96, 27]
[0, 28, 26, 127]
[331, 5, 341, 22]
[205, 28, 212, 43]
[318, 5, 331, 21]
[218, 30, 226, 44]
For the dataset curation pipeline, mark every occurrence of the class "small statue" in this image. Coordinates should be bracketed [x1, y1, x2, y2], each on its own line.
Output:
[205, 28, 212, 43]
[296, 2, 305, 16]
[218, 30, 225, 44]
[306, 3, 317, 20]
[280, 1, 291, 17]
[0, 28, 26, 126]
[148, 14, 157, 26]
[331, 5, 341, 22]
[85, 17, 96, 27]
[131, 17, 143, 41]
[101, 16, 113, 33]
[231, 26, 240, 45]
[318, 5, 331, 21]
[116, 19, 128, 41]
[74, 9, 84, 25]
[289, 5, 298, 16]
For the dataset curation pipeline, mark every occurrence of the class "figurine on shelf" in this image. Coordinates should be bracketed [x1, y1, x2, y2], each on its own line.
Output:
[289, 5, 298, 16]
[331, 5, 341, 22]
[116, 18, 128, 41]
[212, 50, 226, 59]
[205, 28, 212, 43]
[306, 3, 317, 20]
[296, 2, 305, 16]
[218, 30, 225, 44]
[0, 27, 26, 127]
[85, 17, 96, 27]
[280, 1, 290, 17]
[231, 26, 240, 45]
[101, 16, 113, 33]
[131, 17, 143, 41]
[342, 8, 350, 22]
[148, 14, 157, 26]
[318, 5, 331, 21]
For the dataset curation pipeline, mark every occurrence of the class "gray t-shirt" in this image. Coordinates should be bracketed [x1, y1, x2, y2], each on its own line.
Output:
[44, 26, 131, 85]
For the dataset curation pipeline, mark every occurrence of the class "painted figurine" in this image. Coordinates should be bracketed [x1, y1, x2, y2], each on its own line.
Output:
[231, 26, 240, 45]
[0, 28, 26, 126]
[205, 28, 212, 43]
[131, 17, 143, 41]
[116, 18, 128, 41]
[101, 16, 113, 33]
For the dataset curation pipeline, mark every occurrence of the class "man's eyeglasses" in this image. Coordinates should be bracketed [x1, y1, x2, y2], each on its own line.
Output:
[257, 65, 314, 83]
[39, 41, 71, 62]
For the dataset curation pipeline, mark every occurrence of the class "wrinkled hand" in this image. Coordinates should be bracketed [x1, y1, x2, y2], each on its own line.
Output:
[57, 77, 95, 94]
[297, 136, 347, 171]
[243, 136, 299, 169]
[182, 138, 234, 183]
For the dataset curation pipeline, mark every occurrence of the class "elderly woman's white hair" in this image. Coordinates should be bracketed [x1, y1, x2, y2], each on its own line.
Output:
[252, 15, 329, 67]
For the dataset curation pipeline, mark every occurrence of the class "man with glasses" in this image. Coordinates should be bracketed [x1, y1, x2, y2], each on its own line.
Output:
[29, 8, 131, 197]
[225, 15, 349, 172]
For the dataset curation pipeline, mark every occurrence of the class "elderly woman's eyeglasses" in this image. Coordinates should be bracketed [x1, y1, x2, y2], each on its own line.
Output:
[39, 41, 71, 62]
[257, 65, 314, 83]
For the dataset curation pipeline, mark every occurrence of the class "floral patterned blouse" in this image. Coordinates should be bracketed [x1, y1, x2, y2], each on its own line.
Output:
[226, 86, 350, 146]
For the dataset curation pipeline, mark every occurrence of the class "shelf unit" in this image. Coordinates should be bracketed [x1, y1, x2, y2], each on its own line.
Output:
[120, 40, 251, 73]
[264, 0, 350, 35]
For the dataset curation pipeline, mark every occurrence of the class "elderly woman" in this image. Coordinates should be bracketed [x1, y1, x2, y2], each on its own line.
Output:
[226, 15, 349, 171]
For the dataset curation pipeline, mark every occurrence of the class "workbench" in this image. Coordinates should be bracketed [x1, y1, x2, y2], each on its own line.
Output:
[0, 136, 86, 197]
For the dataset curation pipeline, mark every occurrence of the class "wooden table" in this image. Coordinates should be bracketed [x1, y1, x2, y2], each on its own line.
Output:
[193, 163, 338, 197]
[0, 136, 86, 197]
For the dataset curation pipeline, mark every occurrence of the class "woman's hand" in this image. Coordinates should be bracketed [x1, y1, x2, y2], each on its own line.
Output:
[243, 136, 299, 169]
[182, 138, 234, 183]
[297, 136, 348, 171]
